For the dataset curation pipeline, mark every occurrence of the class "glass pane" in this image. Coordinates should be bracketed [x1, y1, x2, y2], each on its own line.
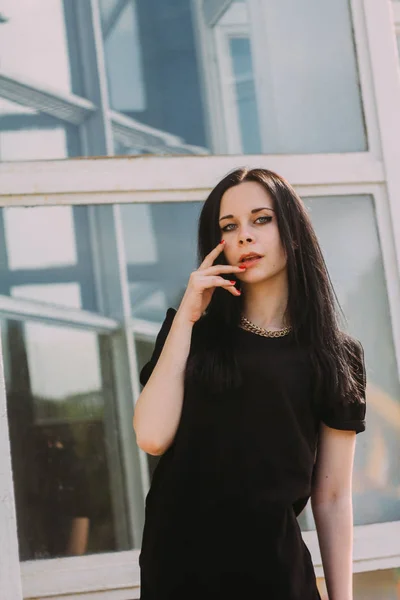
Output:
[99, 0, 121, 26]
[0, 0, 73, 92]
[120, 202, 201, 322]
[229, 36, 262, 154]
[2, 319, 132, 560]
[126, 196, 400, 528]
[214, 0, 366, 153]
[0, 98, 80, 161]
[103, 0, 208, 155]
[302, 194, 400, 528]
[5, 207, 77, 270]
[0, 206, 96, 311]
[101, 0, 146, 112]
[104, 0, 366, 155]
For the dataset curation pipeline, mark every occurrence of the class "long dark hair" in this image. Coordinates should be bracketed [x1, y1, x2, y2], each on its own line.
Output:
[185, 167, 364, 408]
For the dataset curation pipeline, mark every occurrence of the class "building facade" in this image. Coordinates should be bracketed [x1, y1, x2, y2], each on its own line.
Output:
[0, 0, 400, 598]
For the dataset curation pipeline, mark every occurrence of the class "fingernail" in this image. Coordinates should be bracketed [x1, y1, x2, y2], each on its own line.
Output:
[230, 280, 236, 284]
[220, 239, 225, 245]
[239, 265, 246, 270]
[237, 290, 242, 295]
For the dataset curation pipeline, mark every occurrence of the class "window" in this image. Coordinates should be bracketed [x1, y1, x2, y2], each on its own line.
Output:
[3, 319, 131, 560]
[0, 206, 95, 310]
[199, 0, 367, 153]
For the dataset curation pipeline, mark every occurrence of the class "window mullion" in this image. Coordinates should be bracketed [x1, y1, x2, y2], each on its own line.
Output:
[0, 335, 23, 600]
[74, 0, 114, 156]
[363, 0, 400, 276]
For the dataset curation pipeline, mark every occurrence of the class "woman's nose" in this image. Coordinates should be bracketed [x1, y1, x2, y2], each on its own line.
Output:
[239, 232, 254, 244]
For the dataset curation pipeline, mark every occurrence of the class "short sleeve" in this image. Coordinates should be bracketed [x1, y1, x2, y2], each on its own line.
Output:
[139, 308, 177, 387]
[320, 337, 366, 434]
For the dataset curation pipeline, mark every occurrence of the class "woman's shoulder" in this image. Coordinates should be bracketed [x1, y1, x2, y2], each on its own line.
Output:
[337, 331, 365, 367]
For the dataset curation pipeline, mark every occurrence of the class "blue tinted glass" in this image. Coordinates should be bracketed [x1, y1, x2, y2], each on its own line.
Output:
[0, 98, 80, 161]
[229, 37, 262, 154]
[0, 205, 96, 312]
[120, 202, 201, 322]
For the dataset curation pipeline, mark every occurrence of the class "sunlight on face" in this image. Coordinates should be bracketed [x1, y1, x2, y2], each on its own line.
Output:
[219, 181, 287, 284]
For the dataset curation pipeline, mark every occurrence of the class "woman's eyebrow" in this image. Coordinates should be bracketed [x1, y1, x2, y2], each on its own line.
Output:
[219, 207, 275, 222]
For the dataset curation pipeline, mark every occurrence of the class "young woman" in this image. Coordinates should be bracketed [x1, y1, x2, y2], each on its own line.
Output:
[133, 168, 366, 600]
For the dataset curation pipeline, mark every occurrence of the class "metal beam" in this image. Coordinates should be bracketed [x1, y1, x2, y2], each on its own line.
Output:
[0, 73, 96, 125]
[0, 295, 119, 333]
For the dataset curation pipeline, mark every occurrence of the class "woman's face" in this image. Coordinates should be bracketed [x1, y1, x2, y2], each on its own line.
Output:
[219, 181, 287, 285]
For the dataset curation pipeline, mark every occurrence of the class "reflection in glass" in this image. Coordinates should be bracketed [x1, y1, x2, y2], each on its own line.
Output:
[0, 97, 80, 161]
[3, 319, 130, 560]
[212, 0, 366, 153]
[101, 0, 366, 155]
[0, 0, 73, 92]
[229, 36, 261, 153]
[101, 0, 208, 153]
[0, 206, 96, 311]
[100, 0, 146, 112]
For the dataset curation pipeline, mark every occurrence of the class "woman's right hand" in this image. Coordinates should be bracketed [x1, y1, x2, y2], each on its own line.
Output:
[177, 241, 246, 324]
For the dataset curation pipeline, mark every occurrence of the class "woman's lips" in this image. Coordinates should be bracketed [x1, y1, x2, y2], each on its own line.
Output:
[240, 256, 263, 268]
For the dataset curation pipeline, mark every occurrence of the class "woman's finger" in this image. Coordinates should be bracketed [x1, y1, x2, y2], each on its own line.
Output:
[199, 241, 226, 270]
[196, 275, 241, 295]
[200, 264, 246, 276]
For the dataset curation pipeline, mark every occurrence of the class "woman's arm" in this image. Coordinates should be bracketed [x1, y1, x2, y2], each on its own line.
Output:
[133, 310, 194, 456]
[133, 241, 243, 456]
[311, 423, 357, 600]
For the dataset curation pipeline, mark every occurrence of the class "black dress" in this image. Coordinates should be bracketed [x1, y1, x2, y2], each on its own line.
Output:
[138, 308, 366, 600]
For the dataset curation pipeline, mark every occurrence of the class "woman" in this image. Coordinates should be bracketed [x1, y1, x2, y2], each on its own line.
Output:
[133, 168, 366, 600]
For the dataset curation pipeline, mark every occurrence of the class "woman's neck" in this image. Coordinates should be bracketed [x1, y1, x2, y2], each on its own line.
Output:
[242, 272, 289, 331]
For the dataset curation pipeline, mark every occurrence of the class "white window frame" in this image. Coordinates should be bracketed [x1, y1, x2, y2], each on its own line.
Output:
[393, 1, 400, 51]
[214, 26, 251, 154]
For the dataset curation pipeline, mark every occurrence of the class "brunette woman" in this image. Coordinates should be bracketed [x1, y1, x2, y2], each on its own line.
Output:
[134, 168, 366, 600]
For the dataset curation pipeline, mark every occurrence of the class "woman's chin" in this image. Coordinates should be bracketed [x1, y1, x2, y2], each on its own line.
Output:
[241, 269, 285, 287]
[240, 271, 271, 285]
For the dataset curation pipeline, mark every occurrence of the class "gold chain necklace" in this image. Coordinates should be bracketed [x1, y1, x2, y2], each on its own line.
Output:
[240, 315, 292, 338]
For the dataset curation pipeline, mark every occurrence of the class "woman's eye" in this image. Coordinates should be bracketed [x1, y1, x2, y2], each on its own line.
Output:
[221, 216, 272, 232]
[222, 223, 236, 232]
[256, 216, 272, 224]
